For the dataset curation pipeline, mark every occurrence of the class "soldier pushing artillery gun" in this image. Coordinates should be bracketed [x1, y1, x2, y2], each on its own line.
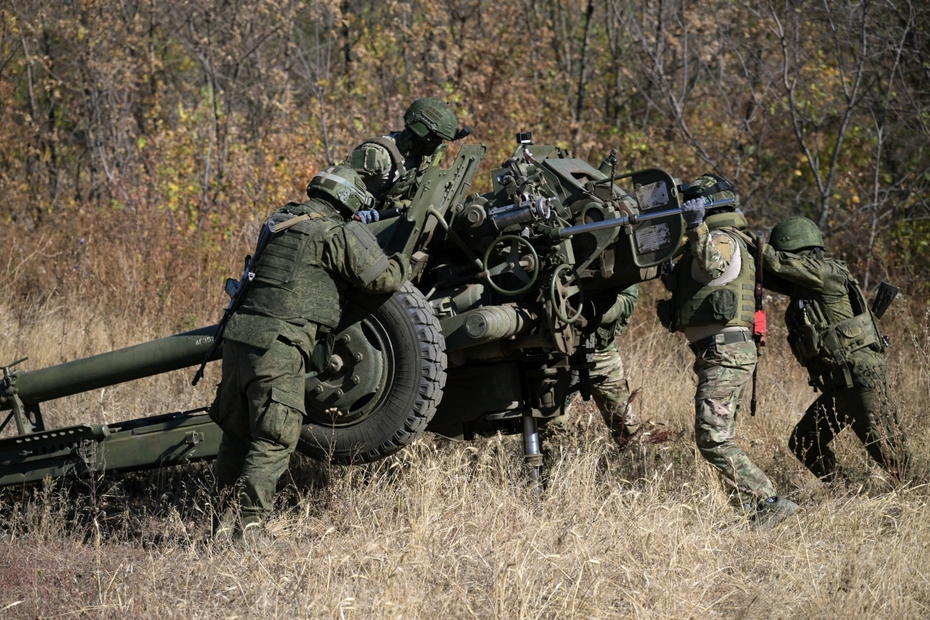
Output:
[1, 121, 725, 491]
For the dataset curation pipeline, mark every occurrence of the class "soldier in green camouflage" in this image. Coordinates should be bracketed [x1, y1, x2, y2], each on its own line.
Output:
[210, 164, 410, 538]
[762, 216, 909, 483]
[659, 174, 798, 527]
[343, 97, 468, 222]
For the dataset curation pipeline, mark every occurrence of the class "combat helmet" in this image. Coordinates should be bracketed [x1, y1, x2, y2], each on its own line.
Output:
[769, 216, 824, 252]
[307, 164, 374, 214]
[404, 97, 459, 142]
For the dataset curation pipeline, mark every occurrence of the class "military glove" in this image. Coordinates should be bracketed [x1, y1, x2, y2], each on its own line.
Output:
[355, 209, 380, 225]
[682, 197, 706, 230]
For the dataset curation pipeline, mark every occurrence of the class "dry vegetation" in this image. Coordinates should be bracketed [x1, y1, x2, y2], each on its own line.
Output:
[3, 0, 930, 616]
[2, 283, 928, 619]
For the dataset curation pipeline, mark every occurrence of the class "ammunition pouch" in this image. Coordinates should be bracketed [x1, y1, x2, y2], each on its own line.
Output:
[820, 313, 879, 365]
[789, 312, 879, 368]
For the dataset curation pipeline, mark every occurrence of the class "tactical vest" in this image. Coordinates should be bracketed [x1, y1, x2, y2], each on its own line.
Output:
[239, 200, 346, 329]
[785, 260, 884, 369]
[672, 213, 756, 330]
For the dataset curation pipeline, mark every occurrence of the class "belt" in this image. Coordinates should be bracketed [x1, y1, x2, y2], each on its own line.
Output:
[689, 330, 754, 354]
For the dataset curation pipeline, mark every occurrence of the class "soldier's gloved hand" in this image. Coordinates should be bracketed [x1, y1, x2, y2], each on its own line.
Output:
[355, 209, 380, 225]
[682, 197, 706, 229]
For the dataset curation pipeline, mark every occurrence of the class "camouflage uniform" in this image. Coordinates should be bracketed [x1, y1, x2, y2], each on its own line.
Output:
[587, 286, 641, 439]
[660, 180, 781, 503]
[344, 98, 462, 203]
[762, 240, 908, 482]
[210, 194, 409, 530]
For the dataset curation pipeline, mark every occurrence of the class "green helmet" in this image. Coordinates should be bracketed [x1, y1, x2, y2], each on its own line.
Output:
[688, 173, 738, 210]
[307, 164, 374, 214]
[404, 97, 458, 142]
[769, 216, 824, 252]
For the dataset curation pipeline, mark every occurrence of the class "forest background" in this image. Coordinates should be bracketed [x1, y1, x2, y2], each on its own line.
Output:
[2, 1, 930, 618]
[2, 0, 929, 324]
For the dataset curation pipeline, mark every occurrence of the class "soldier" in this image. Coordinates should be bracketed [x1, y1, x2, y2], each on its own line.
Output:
[658, 174, 798, 527]
[343, 97, 469, 221]
[762, 216, 909, 484]
[583, 286, 645, 449]
[210, 164, 410, 539]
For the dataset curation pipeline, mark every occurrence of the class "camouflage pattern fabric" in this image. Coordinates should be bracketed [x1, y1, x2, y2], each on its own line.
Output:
[588, 286, 640, 436]
[762, 246, 909, 480]
[790, 356, 905, 481]
[692, 339, 778, 501]
[344, 131, 423, 199]
[679, 224, 780, 502]
[210, 336, 309, 528]
[588, 341, 639, 436]
[210, 197, 409, 531]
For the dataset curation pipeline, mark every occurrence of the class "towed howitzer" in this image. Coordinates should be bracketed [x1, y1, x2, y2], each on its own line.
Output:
[1, 134, 693, 488]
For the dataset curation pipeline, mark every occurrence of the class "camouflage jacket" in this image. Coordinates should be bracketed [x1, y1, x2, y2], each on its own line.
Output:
[591, 285, 639, 350]
[762, 247, 884, 383]
[225, 198, 410, 351]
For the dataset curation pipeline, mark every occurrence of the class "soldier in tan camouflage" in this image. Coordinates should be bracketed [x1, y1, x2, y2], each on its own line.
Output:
[343, 97, 469, 223]
[585, 286, 643, 447]
[210, 165, 410, 539]
[658, 174, 799, 527]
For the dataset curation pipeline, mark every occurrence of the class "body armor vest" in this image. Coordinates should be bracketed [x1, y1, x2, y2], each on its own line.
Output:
[240, 200, 345, 329]
[785, 260, 884, 369]
[672, 215, 756, 330]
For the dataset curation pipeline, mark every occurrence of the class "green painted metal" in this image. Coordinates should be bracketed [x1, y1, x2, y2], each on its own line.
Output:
[3, 325, 220, 409]
[0, 410, 222, 487]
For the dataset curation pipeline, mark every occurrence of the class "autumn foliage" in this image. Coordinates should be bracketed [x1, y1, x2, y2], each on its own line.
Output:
[2, 0, 929, 325]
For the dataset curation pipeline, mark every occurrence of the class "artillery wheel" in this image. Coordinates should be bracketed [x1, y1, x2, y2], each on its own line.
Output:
[297, 282, 447, 464]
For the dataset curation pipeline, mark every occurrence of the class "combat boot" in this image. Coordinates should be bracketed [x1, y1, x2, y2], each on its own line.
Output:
[752, 496, 800, 530]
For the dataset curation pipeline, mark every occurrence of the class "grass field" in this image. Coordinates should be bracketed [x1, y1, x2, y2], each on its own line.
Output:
[1, 290, 928, 619]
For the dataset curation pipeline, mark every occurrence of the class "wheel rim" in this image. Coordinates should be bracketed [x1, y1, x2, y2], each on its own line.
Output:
[303, 305, 395, 428]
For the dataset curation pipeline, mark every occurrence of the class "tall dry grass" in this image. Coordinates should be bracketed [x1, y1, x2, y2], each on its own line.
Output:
[1, 282, 929, 619]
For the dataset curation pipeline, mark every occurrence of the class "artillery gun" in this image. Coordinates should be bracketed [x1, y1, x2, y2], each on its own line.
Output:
[0, 135, 687, 487]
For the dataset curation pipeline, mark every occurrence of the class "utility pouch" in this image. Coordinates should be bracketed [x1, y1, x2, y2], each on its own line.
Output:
[708, 288, 738, 322]
[788, 323, 822, 365]
[822, 313, 879, 364]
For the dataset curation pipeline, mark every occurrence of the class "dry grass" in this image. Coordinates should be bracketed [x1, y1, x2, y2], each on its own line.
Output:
[1, 285, 929, 619]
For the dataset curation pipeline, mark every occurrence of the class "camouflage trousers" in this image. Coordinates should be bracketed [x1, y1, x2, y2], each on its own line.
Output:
[791, 360, 909, 482]
[560, 342, 639, 436]
[589, 342, 640, 435]
[692, 339, 778, 501]
[209, 334, 310, 528]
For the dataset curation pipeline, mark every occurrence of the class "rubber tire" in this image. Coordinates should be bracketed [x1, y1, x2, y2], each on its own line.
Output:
[296, 282, 447, 464]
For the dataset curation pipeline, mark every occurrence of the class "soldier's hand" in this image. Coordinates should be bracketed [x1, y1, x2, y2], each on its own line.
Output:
[682, 197, 706, 230]
[355, 209, 380, 225]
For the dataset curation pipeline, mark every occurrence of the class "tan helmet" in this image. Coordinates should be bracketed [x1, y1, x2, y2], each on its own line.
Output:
[306, 165, 374, 214]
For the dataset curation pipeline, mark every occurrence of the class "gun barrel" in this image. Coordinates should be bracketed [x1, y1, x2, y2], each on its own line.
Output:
[556, 197, 735, 239]
[4, 325, 221, 408]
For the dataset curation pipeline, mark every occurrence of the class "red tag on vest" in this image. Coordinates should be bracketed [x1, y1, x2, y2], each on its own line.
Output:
[754, 310, 767, 346]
